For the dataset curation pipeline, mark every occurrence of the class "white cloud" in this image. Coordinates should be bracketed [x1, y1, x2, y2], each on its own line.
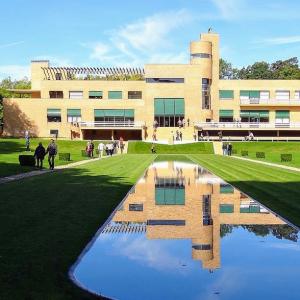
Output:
[0, 65, 29, 80]
[84, 9, 193, 66]
[211, 0, 245, 20]
[259, 35, 300, 46]
[0, 41, 25, 49]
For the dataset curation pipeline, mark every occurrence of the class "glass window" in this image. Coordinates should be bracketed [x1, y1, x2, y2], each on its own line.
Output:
[49, 91, 63, 98]
[219, 204, 234, 213]
[202, 78, 211, 109]
[67, 109, 81, 123]
[128, 91, 142, 99]
[276, 90, 290, 100]
[147, 220, 185, 226]
[108, 91, 122, 99]
[47, 109, 61, 122]
[89, 91, 103, 99]
[295, 91, 300, 100]
[219, 90, 234, 99]
[129, 204, 143, 211]
[146, 78, 184, 83]
[69, 91, 83, 99]
[55, 73, 62, 80]
[190, 53, 211, 59]
[275, 110, 290, 124]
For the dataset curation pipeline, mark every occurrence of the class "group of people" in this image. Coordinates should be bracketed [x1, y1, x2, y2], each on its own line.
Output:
[86, 138, 125, 158]
[34, 139, 58, 170]
[222, 142, 233, 156]
[173, 130, 183, 141]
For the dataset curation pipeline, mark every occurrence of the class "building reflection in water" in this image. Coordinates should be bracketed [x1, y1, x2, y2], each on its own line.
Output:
[101, 161, 294, 271]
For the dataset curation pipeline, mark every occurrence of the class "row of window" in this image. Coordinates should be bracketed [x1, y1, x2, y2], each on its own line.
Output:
[219, 90, 300, 100]
[49, 90, 142, 100]
[219, 204, 262, 213]
[46, 108, 135, 123]
[219, 109, 290, 123]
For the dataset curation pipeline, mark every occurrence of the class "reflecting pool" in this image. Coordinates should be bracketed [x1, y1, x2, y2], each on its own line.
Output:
[71, 161, 300, 300]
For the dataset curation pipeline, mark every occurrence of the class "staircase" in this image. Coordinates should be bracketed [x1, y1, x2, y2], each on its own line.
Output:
[213, 141, 223, 155]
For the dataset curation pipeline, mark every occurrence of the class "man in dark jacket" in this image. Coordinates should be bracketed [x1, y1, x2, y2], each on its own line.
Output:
[34, 142, 46, 169]
[46, 139, 58, 170]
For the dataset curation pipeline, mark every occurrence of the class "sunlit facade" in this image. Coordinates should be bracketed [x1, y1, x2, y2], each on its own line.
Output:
[4, 32, 300, 141]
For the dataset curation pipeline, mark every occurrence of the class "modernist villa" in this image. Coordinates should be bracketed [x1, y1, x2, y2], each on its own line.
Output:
[4, 32, 300, 141]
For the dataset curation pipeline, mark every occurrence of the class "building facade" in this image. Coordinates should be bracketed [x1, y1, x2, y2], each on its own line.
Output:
[3, 32, 300, 141]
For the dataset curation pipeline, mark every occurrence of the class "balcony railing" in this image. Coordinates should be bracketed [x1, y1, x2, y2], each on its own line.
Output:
[78, 120, 145, 128]
[240, 98, 300, 105]
[194, 121, 300, 129]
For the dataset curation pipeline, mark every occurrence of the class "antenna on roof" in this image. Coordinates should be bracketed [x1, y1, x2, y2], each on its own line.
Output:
[208, 27, 213, 33]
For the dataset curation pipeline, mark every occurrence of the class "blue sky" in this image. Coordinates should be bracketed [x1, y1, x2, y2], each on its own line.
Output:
[1, 0, 300, 79]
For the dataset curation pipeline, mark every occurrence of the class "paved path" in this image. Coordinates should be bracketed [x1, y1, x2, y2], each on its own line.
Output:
[0, 155, 116, 185]
[232, 155, 300, 173]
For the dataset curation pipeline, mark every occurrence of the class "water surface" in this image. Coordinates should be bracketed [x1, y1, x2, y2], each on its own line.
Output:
[71, 161, 300, 300]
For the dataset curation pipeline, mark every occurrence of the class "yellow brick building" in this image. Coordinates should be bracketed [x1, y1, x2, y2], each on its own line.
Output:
[3, 32, 300, 141]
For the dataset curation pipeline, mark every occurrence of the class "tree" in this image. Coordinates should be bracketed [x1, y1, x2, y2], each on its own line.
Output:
[238, 62, 273, 79]
[219, 58, 239, 79]
[0, 77, 31, 125]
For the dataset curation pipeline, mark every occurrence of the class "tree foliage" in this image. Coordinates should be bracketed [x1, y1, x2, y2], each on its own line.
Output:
[0, 77, 31, 124]
[220, 57, 300, 80]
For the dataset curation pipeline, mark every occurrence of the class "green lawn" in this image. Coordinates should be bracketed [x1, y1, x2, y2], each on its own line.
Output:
[232, 141, 300, 168]
[0, 154, 154, 300]
[128, 141, 213, 154]
[189, 154, 300, 227]
[0, 138, 94, 177]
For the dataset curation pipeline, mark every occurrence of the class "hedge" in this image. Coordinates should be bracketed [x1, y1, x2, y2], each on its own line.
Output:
[256, 152, 265, 159]
[58, 153, 71, 161]
[281, 154, 292, 162]
[19, 155, 35, 166]
[241, 151, 248, 157]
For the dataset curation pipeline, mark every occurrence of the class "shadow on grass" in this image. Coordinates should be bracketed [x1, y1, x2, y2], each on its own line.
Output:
[0, 139, 27, 154]
[0, 161, 35, 178]
[0, 165, 138, 300]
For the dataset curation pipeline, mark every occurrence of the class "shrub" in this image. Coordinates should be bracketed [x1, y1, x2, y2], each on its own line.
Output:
[241, 150, 248, 156]
[281, 154, 292, 162]
[232, 149, 237, 155]
[59, 153, 71, 161]
[256, 152, 265, 159]
[19, 155, 35, 166]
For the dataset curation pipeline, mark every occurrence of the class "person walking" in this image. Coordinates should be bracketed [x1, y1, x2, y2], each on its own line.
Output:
[193, 132, 197, 141]
[34, 142, 46, 169]
[218, 131, 222, 141]
[98, 141, 105, 158]
[187, 118, 190, 127]
[179, 131, 183, 141]
[119, 137, 125, 154]
[46, 139, 57, 170]
[177, 119, 182, 128]
[25, 130, 30, 151]
[227, 143, 233, 156]
[222, 143, 227, 156]
[90, 140, 95, 157]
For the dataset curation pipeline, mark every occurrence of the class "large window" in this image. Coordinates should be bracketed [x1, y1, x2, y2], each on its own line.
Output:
[47, 109, 61, 122]
[220, 183, 234, 194]
[94, 109, 134, 122]
[49, 91, 63, 98]
[240, 90, 269, 103]
[146, 78, 184, 83]
[89, 91, 103, 99]
[219, 90, 234, 100]
[67, 109, 81, 123]
[128, 91, 142, 99]
[240, 110, 269, 122]
[154, 98, 184, 127]
[276, 90, 290, 100]
[275, 110, 290, 124]
[69, 91, 83, 99]
[202, 78, 211, 109]
[155, 177, 185, 205]
[108, 91, 122, 99]
[219, 110, 234, 122]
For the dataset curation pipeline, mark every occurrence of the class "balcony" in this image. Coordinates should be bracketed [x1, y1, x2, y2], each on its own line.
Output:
[194, 121, 300, 130]
[78, 120, 145, 129]
[240, 99, 300, 106]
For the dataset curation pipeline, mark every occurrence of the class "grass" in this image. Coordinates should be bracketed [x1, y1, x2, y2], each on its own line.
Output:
[232, 141, 300, 168]
[0, 154, 154, 300]
[154, 154, 193, 163]
[0, 138, 95, 177]
[128, 141, 213, 154]
[189, 154, 300, 227]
